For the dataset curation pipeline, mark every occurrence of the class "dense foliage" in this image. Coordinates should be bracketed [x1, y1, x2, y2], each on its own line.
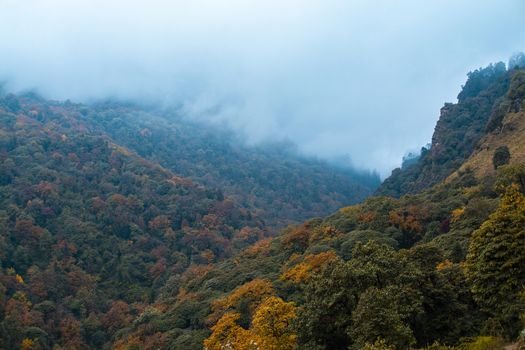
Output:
[467, 185, 525, 337]
[1, 61, 524, 349]
[0, 99, 269, 349]
[47, 99, 379, 228]
[0, 94, 377, 349]
[111, 162, 523, 348]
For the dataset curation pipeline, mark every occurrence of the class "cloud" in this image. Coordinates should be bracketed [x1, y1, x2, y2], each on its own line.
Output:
[1, 0, 524, 176]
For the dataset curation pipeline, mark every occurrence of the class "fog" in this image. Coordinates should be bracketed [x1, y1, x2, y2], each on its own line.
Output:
[1, 0, 524, 176]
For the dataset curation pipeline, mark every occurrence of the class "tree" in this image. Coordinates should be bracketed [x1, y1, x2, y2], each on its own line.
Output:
[280, 251, 338, 284]
[252, 296, 297, 350]
[205, 296, 297, 350]
[349, 286, 416, 349]
[203, 312, 261, 350]
[20, 338, 36, 350]
[295, 242, 421, 350]
[209, 279, 275, 327]
[508, 52, 525, 69]
[493, 146, 510, 169]
[467, 185, 525, 337]
[496, 164, 525, 194]
[295, 257, 354, 349]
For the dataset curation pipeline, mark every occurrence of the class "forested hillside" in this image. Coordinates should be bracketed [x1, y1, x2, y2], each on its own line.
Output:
[98, 62, 525, 349]
[8, 97, 377, 229]
[377, 54, 525, 197]
[93, 104, 379, 228]
[1, 59, 525, 350]
[0, 97, 269, 349]
[0, 93, 378, 349]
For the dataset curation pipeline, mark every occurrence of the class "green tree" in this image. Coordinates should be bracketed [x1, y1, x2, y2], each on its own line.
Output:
[295, 242, 423, 349]
[350, 286, 416, 349]
[467, 185, 525, 337]
[295, 257, 355, 349]
[492, 146, 510, 169]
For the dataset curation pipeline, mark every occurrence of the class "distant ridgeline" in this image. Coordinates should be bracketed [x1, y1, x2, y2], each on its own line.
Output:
[377, 53, 525, 197]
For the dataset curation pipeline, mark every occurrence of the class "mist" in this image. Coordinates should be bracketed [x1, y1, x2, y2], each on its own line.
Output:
[1, 0, 524, 177]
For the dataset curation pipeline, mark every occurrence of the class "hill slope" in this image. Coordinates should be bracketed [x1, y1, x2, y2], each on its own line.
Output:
[451, 69, 525, 179]
[27, 98, 379, 229]
[0, 93, 378, 349]
[105, 63, 525, 349]
[0, 97, 270, 349]
[1, 61, 524, 350]
[377, 62, 512, 197]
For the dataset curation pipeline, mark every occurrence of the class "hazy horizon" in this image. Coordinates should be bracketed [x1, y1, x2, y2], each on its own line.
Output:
[1, 0, 524, 177]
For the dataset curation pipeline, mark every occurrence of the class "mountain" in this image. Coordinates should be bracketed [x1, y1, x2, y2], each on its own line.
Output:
[451, 68, 525, 179]
[98, 60, 525, 349]
[91, 102, 379, 228]
[5, 96, 378, 229]
[1, 57, 524, 350]
[0, 93, 378, 349]
[377, 61, 512, 197]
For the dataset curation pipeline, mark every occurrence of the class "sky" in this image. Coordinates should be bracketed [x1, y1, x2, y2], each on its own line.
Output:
[0, 0, 524, 177]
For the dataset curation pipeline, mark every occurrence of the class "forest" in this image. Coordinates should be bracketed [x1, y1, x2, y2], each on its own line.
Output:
[1, 56, 525, 349]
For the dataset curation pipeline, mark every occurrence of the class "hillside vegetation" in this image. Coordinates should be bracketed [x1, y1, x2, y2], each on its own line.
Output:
[451, 69, 525, 179]
[46, 99, 379, 229]
[1, 58, 525, 350]
[377, 62, 514, 197]
[104, 61, 525, 349]
[0, 95, 377, 349]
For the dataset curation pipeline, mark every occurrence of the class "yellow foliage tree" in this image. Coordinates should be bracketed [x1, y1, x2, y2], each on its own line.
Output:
[208, 279, 274, 325]
[20, 338, 36, 350]
[451, 207, 465, 223]
[204, 312, 262, 350]
[252, 296, 297, 350]
[205, 296, 298, 350]
[280, 251, 337, 284]
[436, 259, 453, 271]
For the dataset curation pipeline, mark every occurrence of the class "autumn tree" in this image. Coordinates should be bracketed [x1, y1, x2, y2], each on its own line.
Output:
[209, 279, 274, 327]
[280, 251, 338, 284]
[205, 296, 297, 350]
[204, 312, 261, 350]
[252, 296, 297, 350]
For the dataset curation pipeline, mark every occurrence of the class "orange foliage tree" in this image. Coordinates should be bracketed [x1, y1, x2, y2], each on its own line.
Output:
[281, 251, 338, 284]
[205, 296, 297, 350]
[208, 279, 274, 326]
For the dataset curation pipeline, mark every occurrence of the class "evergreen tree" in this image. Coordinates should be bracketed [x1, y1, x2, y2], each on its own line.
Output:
[467, 185, 525, 337]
